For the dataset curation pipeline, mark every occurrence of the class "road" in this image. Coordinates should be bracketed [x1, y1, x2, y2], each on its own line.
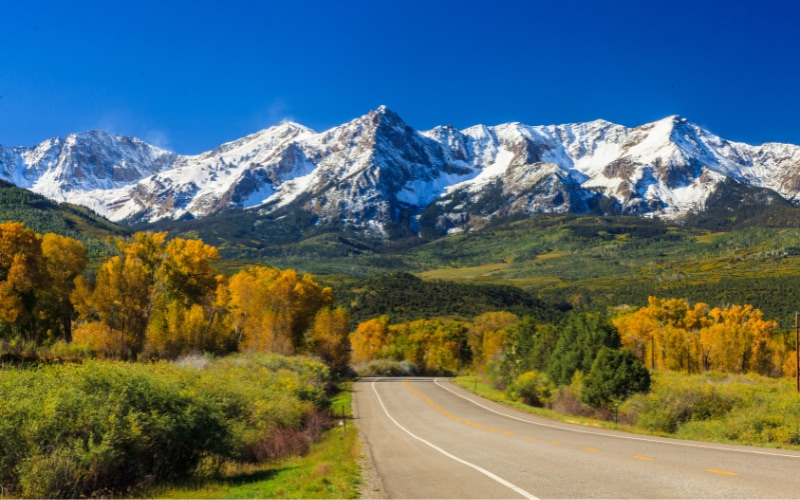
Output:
[353, 377, 800, 499]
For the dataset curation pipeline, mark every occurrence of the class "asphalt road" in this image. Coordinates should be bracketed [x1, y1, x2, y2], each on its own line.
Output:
[353, 377, 800, 499]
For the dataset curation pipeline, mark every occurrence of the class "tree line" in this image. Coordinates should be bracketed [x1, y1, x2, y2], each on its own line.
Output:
[0, 223, 349, 374]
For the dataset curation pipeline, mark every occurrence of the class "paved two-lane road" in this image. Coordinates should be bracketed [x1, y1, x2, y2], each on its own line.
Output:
[353, 377, 800, 499]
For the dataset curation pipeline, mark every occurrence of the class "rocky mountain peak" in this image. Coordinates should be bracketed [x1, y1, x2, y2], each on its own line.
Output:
[2, 110, 800, 238]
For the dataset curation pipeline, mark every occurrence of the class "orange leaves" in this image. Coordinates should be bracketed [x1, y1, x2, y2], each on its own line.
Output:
[226, 266, 334, 355]
[311, 307, 351, 374]
[613, 296, 780, 376]
[350, 316, 389, 364]
[0, 223, 88, 342]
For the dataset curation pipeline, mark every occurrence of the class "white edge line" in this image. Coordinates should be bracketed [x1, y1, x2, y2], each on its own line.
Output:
[433, 378, 800, 460]
[371, 380, 538, 500]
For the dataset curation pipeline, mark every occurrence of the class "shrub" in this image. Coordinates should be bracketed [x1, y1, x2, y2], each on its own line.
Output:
[580, 348, 651, 407]
[0, 353, 331, 498]
[505, 371, 555, 407]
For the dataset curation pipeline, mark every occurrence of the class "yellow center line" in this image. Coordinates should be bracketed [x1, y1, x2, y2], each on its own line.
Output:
[586, 447, 598, 451]
[404, 378, 517, 437]
[707, 469, 738, 476]
[551, 441, 561, 445]
[525, 436, 534, 440]
[634, 455, 654, 461]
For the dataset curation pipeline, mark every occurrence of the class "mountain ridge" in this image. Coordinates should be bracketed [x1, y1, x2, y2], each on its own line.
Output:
[3, 107, 800, 239]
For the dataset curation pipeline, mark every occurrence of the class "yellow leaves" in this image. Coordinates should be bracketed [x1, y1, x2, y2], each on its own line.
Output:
[227, 266, 333, 355]
[41, 233, 88, 287]
[468, 311, 518, 365]
[311, 308, 351, 374]
[350, 316, 390, 363]
[613, 296, 781, 376]
[160, 238, 220, 302]
[4, 225, 338, 365]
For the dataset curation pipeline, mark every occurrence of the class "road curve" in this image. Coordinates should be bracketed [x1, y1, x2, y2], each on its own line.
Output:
[352, 377, 800, 499]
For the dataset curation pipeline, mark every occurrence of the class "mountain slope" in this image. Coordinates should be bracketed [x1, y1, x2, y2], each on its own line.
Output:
[0, 180, 130, 256]
[3, 108, 800, 239]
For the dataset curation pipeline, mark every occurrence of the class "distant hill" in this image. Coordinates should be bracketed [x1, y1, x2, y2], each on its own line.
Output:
[333, 272, 566, 324]
[0, 180, 130, 256]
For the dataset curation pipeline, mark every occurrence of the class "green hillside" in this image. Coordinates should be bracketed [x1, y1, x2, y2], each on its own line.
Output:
[0, 181, 130, 256]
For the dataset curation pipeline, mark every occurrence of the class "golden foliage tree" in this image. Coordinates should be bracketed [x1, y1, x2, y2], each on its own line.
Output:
[613, 297, 781, 376]
[466, 311, 519, 366]
[0, 223, 46, 338]
[72, 255, 152, 359]
[226, 266, 334, 355]
[350, 315, 390, 363]
[311, 307, 351, 375]
[41, 233, 88, 342]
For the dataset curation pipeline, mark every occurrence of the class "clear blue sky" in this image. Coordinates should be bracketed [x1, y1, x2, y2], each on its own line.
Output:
[2, 0, 799, 154]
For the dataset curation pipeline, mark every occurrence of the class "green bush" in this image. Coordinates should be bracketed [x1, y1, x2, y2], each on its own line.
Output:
[0, 353, 330, 498]
[580, 348, 651, 407]
[622, 371, 800, 447]
[505, 370, 555, 407]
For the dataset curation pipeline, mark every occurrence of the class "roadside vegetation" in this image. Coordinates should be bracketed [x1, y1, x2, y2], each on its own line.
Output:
[454, 370, 800, 450]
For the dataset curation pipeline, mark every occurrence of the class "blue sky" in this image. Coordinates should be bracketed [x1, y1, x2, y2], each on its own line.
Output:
[1, 0, 799, 154]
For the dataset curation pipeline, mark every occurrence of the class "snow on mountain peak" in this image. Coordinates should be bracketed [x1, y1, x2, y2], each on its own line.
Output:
[2, 110, 800, 237]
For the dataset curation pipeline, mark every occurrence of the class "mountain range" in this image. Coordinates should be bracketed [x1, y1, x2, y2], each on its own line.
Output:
[2, 106, 800, 239]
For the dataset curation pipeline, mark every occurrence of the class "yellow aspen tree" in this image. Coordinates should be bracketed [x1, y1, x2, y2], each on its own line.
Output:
[159, 238, 220, 303]
[467, 311, 518, 366]
[71, 255, 151, 359]
[311, 307, 351, 375]
[350, 316, 390, 363]
[227, 266, 333, 353]
[0, 223, 47, 341]
[41, 233, 87, 342]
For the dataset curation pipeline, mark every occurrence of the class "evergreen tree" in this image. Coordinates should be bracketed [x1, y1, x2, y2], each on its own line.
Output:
[546, 311, 621, 385]
[580, 347, 651, 407]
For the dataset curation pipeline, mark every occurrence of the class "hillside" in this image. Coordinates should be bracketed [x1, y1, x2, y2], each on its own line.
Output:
[0, 180, 130, 256]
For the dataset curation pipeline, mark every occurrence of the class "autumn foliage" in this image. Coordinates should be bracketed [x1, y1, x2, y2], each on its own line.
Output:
[612, 296, 786, 376]
[0, 224, 344, 368]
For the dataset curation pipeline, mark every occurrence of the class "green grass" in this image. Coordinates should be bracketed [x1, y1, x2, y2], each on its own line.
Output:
[145, 383, 362, 499]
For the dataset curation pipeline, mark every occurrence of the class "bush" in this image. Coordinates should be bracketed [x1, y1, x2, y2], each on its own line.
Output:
[0, 353, 331, 498]
[580, 347, 651, 407]
[505, 370, 555, 407]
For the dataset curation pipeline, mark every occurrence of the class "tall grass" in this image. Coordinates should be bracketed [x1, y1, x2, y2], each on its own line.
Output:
[0, 353, 331, 498]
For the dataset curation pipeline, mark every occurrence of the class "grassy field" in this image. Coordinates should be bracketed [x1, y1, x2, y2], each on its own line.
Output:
[145, 384, 362, 499]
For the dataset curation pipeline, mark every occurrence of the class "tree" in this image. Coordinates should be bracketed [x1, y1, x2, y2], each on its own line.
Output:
[350, 316, 390, 363]
[72, 255, 151, 359]
[226, 266, 334, 354]
[702, 304, 777, 374]
[466, 311, 518, 366]
[580, 347, 651, 407]
[0, 222, 47, 341]
[41, 233, 87, 342]
[311, 307, 351, 376]
[159, 238, 220, 303]
[546, 311, 621, 386]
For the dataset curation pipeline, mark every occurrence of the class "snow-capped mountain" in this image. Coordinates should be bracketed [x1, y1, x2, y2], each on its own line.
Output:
[2, 107, 800, 238]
